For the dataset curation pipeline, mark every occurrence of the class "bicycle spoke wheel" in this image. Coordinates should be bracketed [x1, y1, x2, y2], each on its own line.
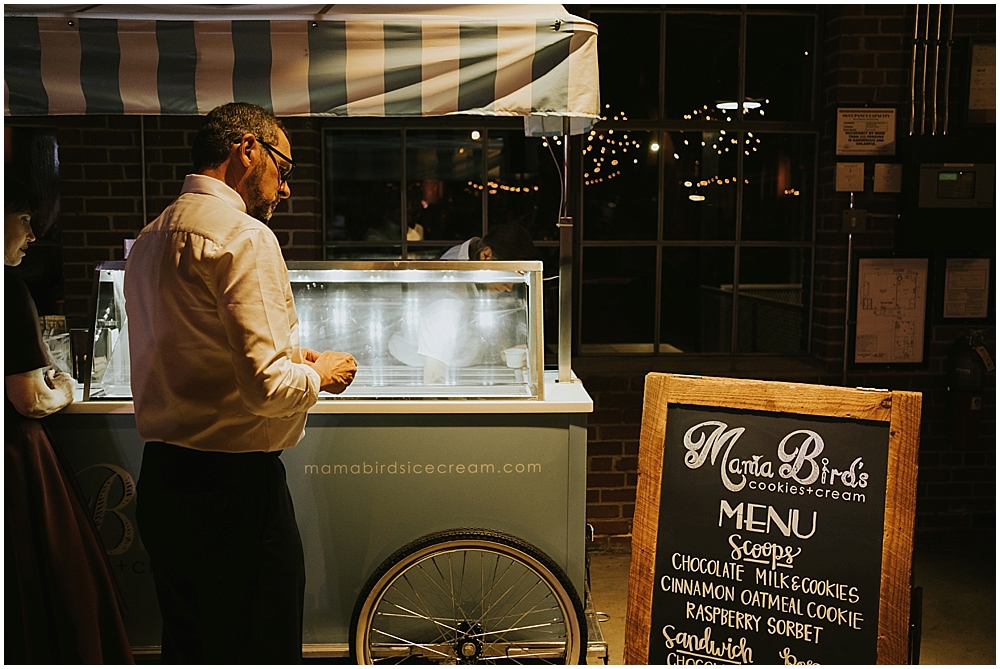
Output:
[351, 529, 586, 664]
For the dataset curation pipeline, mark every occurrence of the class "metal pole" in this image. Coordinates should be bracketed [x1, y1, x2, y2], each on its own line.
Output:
[843, 229, 854, 387]
[909, 5, 920, 135]
[943, 5, 955, 134]
[920, 5, 930, 135]
[931, 5, 942, 134]
[558, 118, 573, 383]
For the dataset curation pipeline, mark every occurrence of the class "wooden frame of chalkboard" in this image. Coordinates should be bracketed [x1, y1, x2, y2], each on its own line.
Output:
[625, 374, 920, 665]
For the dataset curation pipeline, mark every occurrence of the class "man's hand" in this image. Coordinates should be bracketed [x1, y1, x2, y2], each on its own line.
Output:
[302, 348, 357, 395]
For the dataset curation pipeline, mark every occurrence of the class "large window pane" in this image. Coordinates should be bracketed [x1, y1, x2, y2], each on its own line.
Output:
[663, 130, 738, 240]
[746, 15, 815, 123]
[406, 129, 483, 244]
[581, 246, 656, 348]
[742, 133, 816, 241]
[325, 130, 402, 244]
[592, 12, 660, 120]
[660, 247, 735, 353]
[486, 131, 563, 243]
[736, 247, 809, 353]
[583, 130, 658, 241]
[664, 14, 740, 121]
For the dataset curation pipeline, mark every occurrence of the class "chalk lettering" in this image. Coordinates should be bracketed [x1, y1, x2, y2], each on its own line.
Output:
[728, 534, 801, 570]
[672, 552, 746, 581]
[740, 589, 803, 616]
[777, 430, 824, 484]
[806, 601, 864, 629]
[683, 421, 748, 491]
[685, 601, 762, 632]
[779, 647, 820, 665]
[766, 617, 824, 644]
[719, 500, 818, 539]
[662, 625, 754, 663]
[661, 576, 736, 602]
[756, 568, 860, 604]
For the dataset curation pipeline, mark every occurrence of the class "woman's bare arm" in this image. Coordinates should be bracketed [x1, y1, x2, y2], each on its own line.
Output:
[5, 367, 76, 418]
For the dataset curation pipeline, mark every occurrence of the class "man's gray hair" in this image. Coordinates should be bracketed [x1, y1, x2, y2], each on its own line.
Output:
[191, 102, 287, 172]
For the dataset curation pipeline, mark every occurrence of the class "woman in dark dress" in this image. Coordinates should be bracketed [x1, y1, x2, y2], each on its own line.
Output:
[5, 180, 134, 663]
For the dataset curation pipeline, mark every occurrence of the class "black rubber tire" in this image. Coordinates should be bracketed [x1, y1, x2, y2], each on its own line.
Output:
[349, 528, 587, 664]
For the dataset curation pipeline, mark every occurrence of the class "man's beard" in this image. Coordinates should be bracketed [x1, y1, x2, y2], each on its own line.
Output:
[246, 162, 281, 223]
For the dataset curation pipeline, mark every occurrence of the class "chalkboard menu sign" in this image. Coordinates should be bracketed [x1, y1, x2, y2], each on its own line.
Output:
[625, 375, 921, 665]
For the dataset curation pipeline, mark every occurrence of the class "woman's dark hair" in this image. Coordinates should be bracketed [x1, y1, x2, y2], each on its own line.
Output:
[5, 176, 39, 216]
[191, 102, 288, 171]
[481, 223, 535, 261]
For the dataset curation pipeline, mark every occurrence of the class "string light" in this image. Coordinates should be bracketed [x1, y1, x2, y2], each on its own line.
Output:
[465, 181, 540, 194]
[583, 110, 642, 186]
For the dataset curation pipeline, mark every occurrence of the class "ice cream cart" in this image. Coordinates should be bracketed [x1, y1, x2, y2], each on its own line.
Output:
[8, 2, 602, 662]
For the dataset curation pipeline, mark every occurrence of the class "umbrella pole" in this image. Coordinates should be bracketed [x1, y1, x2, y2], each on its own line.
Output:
[558, 118, 573, 383]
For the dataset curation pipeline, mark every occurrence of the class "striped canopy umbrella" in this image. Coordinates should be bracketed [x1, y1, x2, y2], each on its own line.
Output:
[4, 3, 600, 135]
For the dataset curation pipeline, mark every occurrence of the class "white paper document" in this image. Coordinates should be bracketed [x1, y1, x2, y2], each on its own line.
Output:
[855, 258, 928, 364]
[943, 258, 990, 319]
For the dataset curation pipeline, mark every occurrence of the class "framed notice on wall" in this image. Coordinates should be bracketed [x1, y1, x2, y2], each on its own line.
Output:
[624, 374, 921, 665]
[854, 257, 929, 364]
[836, 108, 897, 156]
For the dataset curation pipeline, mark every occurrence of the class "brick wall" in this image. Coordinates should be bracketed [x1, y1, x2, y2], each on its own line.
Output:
[33, 115, 325, 325]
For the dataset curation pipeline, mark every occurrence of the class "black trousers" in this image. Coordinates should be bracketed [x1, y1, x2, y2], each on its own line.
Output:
[137, 442, 305, 664]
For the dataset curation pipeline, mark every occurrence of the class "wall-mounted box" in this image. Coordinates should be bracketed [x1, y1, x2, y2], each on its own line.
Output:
[918, 163, 995, 208]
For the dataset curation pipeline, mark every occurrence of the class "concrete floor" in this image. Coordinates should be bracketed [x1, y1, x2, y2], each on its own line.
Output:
[588, 544, 995, 665]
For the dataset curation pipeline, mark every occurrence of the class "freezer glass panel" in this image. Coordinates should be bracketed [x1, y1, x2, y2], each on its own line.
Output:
[88, 261, 543, 401]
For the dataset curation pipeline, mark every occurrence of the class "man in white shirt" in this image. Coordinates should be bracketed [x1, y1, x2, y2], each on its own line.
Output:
[124, 102, 356, 664]
[439, 223, 535, 261]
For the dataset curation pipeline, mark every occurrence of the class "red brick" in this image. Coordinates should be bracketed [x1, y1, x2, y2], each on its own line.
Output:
[588, 520, 631, 535]
[84, 165, 127, 181]
[87, 231, 131, 247]
[59, 218, 111, 230]
[589, 457, 613, 472]
[587, 473, 625, 488]
[61, 182, 111, 197]
[87, 199, 137, 214]
[587, 504, 622, 519]
[615, 456, 639, 472]
[601, 488, 636, 503]
[83, 129, 134, 146]
[598, 424, 641, 441]
[588, 442, 623, 457]
[162, 148, 192, 164]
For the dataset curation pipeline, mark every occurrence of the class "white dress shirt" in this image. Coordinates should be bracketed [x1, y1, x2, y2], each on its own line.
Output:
[124, 174, 321, 453]
[439, 238, 474, 260]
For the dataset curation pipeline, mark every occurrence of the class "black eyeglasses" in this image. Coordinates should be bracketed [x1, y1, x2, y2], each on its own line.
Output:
[256, 137, 295, 185]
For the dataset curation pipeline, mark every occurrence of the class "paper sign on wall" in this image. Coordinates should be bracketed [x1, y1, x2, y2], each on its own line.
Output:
[837, 108, 897, 156]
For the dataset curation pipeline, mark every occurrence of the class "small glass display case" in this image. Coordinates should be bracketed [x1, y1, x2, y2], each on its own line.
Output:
[88, 260, 544, 400]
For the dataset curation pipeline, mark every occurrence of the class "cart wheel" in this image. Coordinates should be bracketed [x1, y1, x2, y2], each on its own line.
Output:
[350, 528, 586, 664]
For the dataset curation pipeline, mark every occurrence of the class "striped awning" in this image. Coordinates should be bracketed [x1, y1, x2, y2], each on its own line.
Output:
[4, 4, 600, 135]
